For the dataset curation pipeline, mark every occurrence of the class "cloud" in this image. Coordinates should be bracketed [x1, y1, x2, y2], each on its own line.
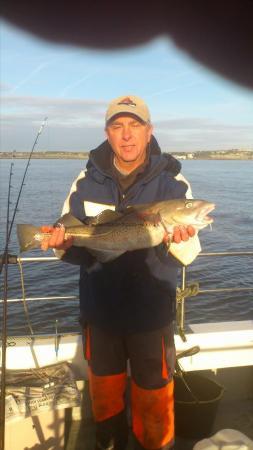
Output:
[2, 94, 106, 112]
[1, 119, 105, 152]
[154, 117, 253, 151]
[1, 94, 107, 150]
[155, 117, 252, 132]
[1, 94, 252, 152]
[2, 94, 107, 125]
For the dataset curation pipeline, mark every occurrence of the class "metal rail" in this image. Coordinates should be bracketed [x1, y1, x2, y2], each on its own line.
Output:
[177, 251, 253, 342]
[200, 251, 253, 257]
[0, 295, 78, 304]
[1, 252, 253, 340]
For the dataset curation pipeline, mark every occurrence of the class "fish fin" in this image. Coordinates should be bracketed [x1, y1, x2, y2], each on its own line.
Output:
[87, 209, 124, 225]
[17, 224, 41, 253]
[88, 248, 125, 263]
[57, 213, 84, 228]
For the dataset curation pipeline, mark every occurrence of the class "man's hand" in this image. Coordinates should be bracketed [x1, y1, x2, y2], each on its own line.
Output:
[40, 225, 73, 251]
[172, 225, 196, 243]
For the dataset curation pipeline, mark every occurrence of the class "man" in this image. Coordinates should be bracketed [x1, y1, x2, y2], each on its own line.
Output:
[42, 95, 198, 450]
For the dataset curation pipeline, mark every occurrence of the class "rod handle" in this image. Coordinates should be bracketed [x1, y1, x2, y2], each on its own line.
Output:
[0, 254, 18, 265]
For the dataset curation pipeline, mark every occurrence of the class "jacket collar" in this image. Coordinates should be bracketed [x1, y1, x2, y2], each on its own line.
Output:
[86, 135, 181, 183]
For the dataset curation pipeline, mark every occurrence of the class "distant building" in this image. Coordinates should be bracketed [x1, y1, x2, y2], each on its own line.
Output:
[173, 154, 186, 160]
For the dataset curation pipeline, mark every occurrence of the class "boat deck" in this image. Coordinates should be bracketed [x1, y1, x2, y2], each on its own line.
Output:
[64, 368, 253, 450]
[3, 322, 253, 449]
[3, 364, 253, 450]
[64, 398, 253, 449]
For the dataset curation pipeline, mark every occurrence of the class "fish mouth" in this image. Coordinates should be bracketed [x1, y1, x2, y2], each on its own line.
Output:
[169, 202, 216, 228]
[194, 203, 215, 226]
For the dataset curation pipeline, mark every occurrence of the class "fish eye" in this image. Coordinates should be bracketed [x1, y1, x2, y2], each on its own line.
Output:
[185, 202, 193, 208]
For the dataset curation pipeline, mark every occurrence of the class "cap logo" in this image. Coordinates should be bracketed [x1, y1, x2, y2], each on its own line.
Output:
[117, 97, 136, 107]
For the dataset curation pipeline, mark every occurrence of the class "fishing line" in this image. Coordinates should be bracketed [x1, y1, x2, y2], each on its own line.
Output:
[0, 154, 15, 450]
[17, 258, 34, 335]
[0, 117, 48, 276]
[0, 118, 47, 450]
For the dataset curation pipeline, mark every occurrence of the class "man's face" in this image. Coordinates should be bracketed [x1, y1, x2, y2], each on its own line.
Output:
[106, 115, 153, 171]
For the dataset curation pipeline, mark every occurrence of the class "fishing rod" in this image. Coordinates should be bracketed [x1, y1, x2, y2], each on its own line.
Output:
[0, 156, 14, 450]
[0, 118, 47, 450]
[0, 117, 48, 276]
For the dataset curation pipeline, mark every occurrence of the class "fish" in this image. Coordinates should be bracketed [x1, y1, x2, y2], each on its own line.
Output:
[17, 198, 215, 262]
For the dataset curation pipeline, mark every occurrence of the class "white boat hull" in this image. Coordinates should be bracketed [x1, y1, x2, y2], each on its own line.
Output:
[1, 320, 253, 450]
[2, 320, 253, 376]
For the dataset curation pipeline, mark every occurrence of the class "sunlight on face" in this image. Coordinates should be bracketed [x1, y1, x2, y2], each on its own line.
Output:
[106, 115, 153, 173]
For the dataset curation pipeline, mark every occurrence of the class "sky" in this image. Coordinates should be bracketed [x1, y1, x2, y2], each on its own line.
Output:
[1, 19, 253, 153]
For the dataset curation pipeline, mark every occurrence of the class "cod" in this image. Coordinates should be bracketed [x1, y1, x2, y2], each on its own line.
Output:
[17, 198, 215, 262]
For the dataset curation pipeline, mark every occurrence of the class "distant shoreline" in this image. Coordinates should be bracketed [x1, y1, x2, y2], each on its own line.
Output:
[0, 150, 253, 160]
[0, 152, 89, 160]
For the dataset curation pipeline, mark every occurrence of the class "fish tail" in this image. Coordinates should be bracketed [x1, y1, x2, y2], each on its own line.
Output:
[17, 224, 42, 252]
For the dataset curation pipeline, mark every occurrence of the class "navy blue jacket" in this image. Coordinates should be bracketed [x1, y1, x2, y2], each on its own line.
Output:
[60, 137, 188, 334]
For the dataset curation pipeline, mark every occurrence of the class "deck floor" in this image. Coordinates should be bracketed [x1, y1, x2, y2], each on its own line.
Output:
[64, 398, 253, 450]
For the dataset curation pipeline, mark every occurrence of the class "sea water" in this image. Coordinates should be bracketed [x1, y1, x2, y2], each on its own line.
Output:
[0, 158, 252, 334]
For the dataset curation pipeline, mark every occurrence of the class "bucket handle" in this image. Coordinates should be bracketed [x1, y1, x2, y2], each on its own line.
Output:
[175, 346, 201, 403]
[177, 345, 200, 360]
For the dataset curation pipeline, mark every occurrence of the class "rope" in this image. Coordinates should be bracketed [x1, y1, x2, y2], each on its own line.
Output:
[17, 258, 34, 335]
[176, 282, 199, 303]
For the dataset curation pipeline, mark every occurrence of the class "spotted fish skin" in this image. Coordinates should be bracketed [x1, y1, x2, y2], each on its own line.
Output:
[17, 198, 215, 262]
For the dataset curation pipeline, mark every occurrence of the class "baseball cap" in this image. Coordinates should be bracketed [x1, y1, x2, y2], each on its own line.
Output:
[105, 95, 151, 124]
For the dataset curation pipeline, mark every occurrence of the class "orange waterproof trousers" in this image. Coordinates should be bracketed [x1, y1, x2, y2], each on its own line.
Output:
[84, 325, 175, 450]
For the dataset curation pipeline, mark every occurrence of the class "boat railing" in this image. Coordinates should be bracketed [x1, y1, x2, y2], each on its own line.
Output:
[1, 251, 253, 341]
[178, 251, 253, 341]
[0, 256, 78, 304]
